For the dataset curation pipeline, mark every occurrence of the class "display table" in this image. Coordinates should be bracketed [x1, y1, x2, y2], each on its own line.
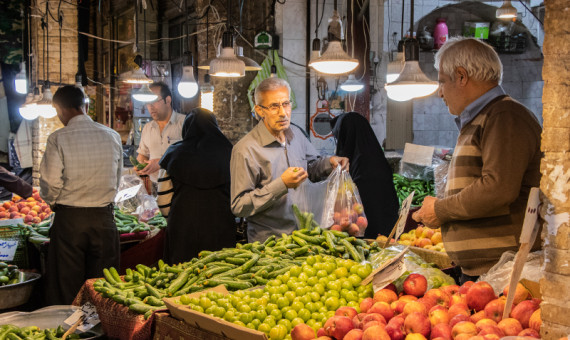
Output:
[73, 278, 166, 340]
[153, 312, 228, 340]
[120, 229, 165, 274]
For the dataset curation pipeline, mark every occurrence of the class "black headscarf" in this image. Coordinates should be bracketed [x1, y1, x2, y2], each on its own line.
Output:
[330, 112, 399, 237]
[159, 108, 232, 188]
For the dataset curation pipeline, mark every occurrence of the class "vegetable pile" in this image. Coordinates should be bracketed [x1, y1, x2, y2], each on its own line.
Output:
[392, 174, 435, 206]
[0, 325, 86, 340]
[0, 261, 24, 286]
[94, 226, 382, 318]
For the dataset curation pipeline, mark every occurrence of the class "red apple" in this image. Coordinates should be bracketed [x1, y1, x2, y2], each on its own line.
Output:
[441, 285, 460, 296]
[510, 299, 540, 328]
[317, 328, 327, 337]
[503, 283, 530, 306]
[392, 300, 407, 315]
[386, 316, 406, 340]
[458, 281, 475, 295]
[528, 309, 541, 332]
[369, 301, 394, 321]
[478, 325, 505, 338]
[451, 321, 477, 339]
[405, 334, 427, 340]
[429, 305, 446, 314]
[331, 224, 343, 231]
[448, 303, 470, 319]
[402, 301, 427, 317]
[418, 297, 438, 311]
[291, 323, 316, 340]
[484, 298, 506, 322]
[497, 318, 523, 336]
[363, 325, 391, 340]
[518, 328, 540, 338]
[449, 314, 472, 329]
[424, 289, 451, 308]
[361, 313, 387, 326]
[467, 282, 497, 312]
[430, 323, 452, 340]
[384, 283, 398, 294]
[316, 337, 333, 340]
[400, 295, 419, 302]
[363, 320, 385, 331]
[356, 216, 368, 229]
[475, 319, 497, 332]
[344, 328, 364, 340]
[403, 274, 428, 297]
[360, 297, 374, 313]
[348, 223, 360, 235]
[336, 306, 359, 320]
[375, 289, 399, 304]
[429, 308, 449, 326]
[470, 311, 486, 324]
[324, 315, 355, 340]
[404, 312, 431, 337]
[450, 294, 467, 307]
[353, 313, 368, 329]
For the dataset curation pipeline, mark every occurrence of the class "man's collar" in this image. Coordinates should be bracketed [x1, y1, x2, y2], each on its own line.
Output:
[257, 121, 294, 147]
[67, 114, 91, 125]
[456, 85, 506, 130]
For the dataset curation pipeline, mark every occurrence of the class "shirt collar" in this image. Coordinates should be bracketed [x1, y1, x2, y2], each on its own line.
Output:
[150, 110, 178, 129]
[256, 121, 294, 147]
[67, 114, 92, 126]
[455, 85, 506, 130]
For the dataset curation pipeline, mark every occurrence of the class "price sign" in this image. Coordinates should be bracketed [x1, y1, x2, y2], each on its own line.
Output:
[0, 240, 19, 261]
[64, 302, 100, 332]
[362, 246, 409, 287]
[114, 184, 142, 203]
[395, 191, 415, 241]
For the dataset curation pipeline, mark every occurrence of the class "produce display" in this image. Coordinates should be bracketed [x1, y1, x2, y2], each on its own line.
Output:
[0, 325, 86, 339]
[307, 278, 541, 340]
[172, 255, 374, 338]
[392, 174, 434, 206]
[397, 225, 445, 253]
[0, 261, 24, 286]
[0, 188, 52, 223]
[114, 208, 152, 234]
[93, 226, 382, 318]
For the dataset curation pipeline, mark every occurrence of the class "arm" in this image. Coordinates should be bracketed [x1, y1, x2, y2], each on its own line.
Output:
[0, 166, 33, 198]
[39, 135, 64, 207]
[230, 148, 288, 218]
[434, 109, 539, 224]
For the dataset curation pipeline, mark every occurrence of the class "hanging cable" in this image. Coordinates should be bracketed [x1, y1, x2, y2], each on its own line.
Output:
[59, 8, 63, 85]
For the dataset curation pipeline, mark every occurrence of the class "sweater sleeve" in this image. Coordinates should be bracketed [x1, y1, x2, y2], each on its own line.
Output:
[434, 106, 540, 223]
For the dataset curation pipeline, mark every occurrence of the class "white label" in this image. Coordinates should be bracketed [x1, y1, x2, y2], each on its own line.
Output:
[64, 302, 100, 333]
[395, 191, 415, 241]
[0, 240, 19, 261]
[373, 260, 407, 292]
[0, 218, 24, 227]
[401, 143, 435, 167]
[114, 184, 142, 203]
[362, 246, 409, 286]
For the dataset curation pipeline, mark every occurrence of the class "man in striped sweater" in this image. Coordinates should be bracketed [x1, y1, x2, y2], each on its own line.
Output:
[412, 37, 542, 283]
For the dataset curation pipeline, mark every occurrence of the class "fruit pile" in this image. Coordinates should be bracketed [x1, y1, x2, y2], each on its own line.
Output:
[398, 226, 445, 253]
[0, 325, 85, 339]
[173, 255, 374, 339]
[308, 275, 541, 340]
[94, 227, 381, 318]
[0, 261, 23, 286]
[0, 189, 52, 224]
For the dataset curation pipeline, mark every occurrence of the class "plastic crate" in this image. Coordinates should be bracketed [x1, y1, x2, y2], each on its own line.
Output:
[489, 32, 527, 54]
[0, 226, 29, 269]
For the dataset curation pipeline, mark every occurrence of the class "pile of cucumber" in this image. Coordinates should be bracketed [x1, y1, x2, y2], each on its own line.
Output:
[0, 325, 85, 340]
[114, 208, 151, 234]
[94, 225, 382, 318]
[0, 261, 24, 286]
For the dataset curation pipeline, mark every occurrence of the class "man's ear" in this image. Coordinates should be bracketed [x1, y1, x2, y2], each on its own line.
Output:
[456, 67, 468, 86]
[254, 106, 264, 120]
[166, 95, 172, 106]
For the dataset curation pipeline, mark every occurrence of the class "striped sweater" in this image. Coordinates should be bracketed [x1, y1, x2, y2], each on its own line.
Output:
[434, 95, 542, 276]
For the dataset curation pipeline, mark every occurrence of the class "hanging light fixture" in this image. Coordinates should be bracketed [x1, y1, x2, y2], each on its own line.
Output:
[15, 62, 28, 94]
[340, 74, 364, 92]
[200, 74, 215, 112]
[308, 0, 358, 75]
[235, 46, 261, 71]
[385, 0, 438, 102]
[386, 40, 405, 83]
[496, 1, 517, 19]
[209, 30, 245, 77]
[19, 88, 40, 120]
[308, 0, 321, 65]
[178, 52, 199, 98]
[124, 60, 154, 84]
[132, 83, 158, 102]
[34, 85, 57, 118]
[75, 73, 90, 104]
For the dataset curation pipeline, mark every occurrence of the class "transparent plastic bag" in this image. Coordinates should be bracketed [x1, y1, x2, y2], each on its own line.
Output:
[290, 178, 328, 229]
[136, 194, 159, 222]
[115, 175, 147, 213]
[321, 166, 368, 236]
[433, 155, 451, 199]
[478, 250, 543, 295]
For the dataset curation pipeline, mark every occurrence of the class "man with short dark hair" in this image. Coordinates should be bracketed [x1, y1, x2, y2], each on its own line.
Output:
[40, 85, 123, 304]
[136, 82, 184, 182]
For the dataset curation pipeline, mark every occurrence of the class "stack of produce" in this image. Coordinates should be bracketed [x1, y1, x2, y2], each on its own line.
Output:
[172, 255, 374, 339]
[0, 261, 24, 286]
[392, 174, 434, 206]
[307, 277, 541, 340]
[93, 226, 382, 319]
[0, 325, 85, 339]
[0, 189, 52, 223]
[114, 208, 152, 234]
[397, 225, 445, 253]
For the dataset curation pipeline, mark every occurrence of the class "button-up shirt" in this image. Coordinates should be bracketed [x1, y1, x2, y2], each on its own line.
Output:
[455, 85, 506, 130]
[230, 122, 332, 242]
[39, 115, 123, 207]
[137, 111, 184, 182]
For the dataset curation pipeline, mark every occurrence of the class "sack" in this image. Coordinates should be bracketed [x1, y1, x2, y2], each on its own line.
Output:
[290, 178, 328, 229]
[321, 166, 368, 236]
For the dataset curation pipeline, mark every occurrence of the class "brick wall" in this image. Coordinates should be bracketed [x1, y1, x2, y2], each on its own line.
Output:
[31, 0, 78, 185]
[539, 0, 570, 338]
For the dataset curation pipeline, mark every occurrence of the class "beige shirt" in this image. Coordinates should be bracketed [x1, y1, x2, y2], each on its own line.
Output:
[39, 115, 123, 207]
[137, 111, 184, 182]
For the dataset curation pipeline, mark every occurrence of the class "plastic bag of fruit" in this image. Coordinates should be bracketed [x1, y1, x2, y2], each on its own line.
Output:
[321, 165, 368, 236]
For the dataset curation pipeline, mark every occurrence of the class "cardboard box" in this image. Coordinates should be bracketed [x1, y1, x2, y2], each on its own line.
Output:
[163, 285, 268, 340]
[463, 22, 490, 39]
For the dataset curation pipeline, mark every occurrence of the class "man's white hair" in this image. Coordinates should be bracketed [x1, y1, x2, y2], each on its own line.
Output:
[434, 37, 503, 84]
[254, 77, 291, 105]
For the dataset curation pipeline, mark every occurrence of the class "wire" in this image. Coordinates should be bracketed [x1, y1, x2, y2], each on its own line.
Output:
[518, 0, 543, 26]
[316, 0, 325, 35]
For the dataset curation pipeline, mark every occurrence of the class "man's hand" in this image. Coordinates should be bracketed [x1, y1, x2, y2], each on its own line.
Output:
[281, 167, 308, 189]
[330, 156, 349, 171]
[412, 196, 442, 229]
[136, 158, 160, 176]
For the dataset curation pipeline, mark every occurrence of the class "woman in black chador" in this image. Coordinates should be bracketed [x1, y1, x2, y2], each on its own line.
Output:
[158, 108, 235, 264]
[330, 112, 399, 238]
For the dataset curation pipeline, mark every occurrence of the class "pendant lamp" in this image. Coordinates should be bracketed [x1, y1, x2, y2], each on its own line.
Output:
[19, 89, 40, 120]
[178, 0, 199, 98]
[15, 63, 27, 94]
[496, 1, 517, 19]
[200, 74, 215, 112]
[209, 31, 245, 77]
[235, 46, 262, 71]
[132, 83, 158, 102]
[340, 74, 364, 92]
[124, 65, 153, 84]
[35, 86, 57, 118]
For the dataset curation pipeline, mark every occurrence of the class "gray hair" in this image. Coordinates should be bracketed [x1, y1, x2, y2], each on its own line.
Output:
[254, 77, 291, 105]
[434, 37, 503, 84]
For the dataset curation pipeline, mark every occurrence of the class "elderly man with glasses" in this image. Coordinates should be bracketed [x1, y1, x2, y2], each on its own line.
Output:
[136, 82, 184, 183]
[230, 78, 349, 242]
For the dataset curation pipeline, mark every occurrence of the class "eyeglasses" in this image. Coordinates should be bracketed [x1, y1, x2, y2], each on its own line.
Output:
[258, 100, 292, 113]
[146, 96, 164, 106]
